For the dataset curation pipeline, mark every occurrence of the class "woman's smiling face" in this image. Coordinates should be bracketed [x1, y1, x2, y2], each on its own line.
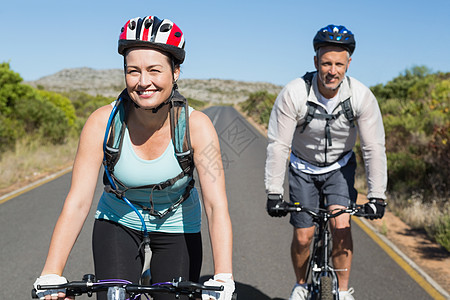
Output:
[124, 48, 179, 110]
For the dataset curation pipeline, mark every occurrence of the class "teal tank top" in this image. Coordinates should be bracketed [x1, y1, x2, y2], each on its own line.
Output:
[95, 109, 201, 233]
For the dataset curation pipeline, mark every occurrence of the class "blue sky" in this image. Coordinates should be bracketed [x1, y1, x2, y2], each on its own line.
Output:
[2, 0, 449, 88]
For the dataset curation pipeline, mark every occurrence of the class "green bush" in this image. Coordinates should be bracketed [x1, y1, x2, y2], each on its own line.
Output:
[386, 151, 427, 193]
[426, 214, 450, 252]
[240, 91, 277, 127]
[187, 97, 207, 110]
[14, 96, 70, 144]
[374, 67, 449, 200]
[0, 115, 20, 152]
[372, 66, 432, 102]
[63, 91, 114, 120]
[37, 90, 77, 127]
[0, 62, 29, 115]
[0, 63, 42, 150]
[0, 62, 77, 146]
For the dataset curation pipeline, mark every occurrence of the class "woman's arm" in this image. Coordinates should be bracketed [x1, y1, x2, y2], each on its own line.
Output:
[40, 105, 112, 276]
[190, 110, 233, 276]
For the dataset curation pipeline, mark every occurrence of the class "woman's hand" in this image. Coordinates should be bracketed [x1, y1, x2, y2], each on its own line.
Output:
[201, 273, 235, 300]
[33, 274, 74, 300]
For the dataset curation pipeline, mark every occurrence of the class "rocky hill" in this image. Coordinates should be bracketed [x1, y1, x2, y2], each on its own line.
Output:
[26, 67, 282, 103]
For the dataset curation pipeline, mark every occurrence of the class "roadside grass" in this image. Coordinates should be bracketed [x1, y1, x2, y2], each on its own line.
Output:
[392, 195, 444, 229]
[357, 175, 450, 252]
[0, 135, 78, 192]
[390, 194, 450, 252]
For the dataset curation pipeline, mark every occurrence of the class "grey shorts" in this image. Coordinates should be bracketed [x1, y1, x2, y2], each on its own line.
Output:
[288, 153, 358, 228]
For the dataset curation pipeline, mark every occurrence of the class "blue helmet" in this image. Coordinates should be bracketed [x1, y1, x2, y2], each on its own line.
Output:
[313, 25, 355, 55]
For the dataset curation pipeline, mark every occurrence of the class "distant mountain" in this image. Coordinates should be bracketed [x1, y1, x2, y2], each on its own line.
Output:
[26, 67, 282, 103]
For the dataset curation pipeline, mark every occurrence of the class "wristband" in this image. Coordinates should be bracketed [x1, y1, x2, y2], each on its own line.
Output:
[213, 273, 233, 281]
[268, 194, 283, 201]
[370, 198, 387, 207]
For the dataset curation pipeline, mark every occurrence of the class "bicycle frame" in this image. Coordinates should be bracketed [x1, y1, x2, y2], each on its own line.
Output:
[307, 207, 341, 300]
[270, 202, 372, 300]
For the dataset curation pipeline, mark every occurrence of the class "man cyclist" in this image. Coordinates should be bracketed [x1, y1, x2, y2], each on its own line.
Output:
[265, 25, 387, 300]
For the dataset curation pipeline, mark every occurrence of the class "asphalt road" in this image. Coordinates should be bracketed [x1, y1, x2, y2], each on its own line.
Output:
[0, 106, 434, 299]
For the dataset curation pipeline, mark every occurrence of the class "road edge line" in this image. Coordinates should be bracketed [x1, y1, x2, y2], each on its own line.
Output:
[0, 167, 73, 205]
[354, 217, 449, 299]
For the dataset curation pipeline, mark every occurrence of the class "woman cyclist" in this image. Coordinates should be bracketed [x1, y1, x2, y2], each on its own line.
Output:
[34, 15, 234, 300]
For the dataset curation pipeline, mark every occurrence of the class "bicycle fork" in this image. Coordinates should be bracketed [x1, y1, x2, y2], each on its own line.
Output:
[309, 222, 344, 299]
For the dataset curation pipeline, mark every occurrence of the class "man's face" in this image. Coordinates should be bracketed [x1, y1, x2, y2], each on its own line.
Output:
[314, 46, 351, 98]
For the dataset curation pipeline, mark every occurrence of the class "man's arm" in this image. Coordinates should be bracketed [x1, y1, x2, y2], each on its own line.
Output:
[265, 80, 305, 194]
[354, 83, 388, 200]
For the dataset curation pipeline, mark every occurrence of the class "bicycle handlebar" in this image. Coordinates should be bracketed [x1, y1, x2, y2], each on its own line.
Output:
[32, 274, 223, 299]
[269, 202, 377, 219]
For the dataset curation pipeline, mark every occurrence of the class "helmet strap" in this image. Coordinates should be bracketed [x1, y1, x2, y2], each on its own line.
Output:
[149, 83, 177, 113]
[150, 99, 170, 113]
[130, 80, 178, 113]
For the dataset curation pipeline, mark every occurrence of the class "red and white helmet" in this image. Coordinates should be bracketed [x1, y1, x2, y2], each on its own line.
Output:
[118, 16, 185, 64]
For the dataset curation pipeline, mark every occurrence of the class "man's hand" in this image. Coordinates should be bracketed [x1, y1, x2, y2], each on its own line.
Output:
[364, 198, 387, 220]
[266, 194, 288, 217]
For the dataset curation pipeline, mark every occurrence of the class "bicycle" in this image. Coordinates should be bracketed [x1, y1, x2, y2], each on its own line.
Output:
[269, 202, 376, 300]
[32, 273, 228, 299]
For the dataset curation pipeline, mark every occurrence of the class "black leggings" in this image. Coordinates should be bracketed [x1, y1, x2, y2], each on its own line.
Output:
[92, 219, 202, 300]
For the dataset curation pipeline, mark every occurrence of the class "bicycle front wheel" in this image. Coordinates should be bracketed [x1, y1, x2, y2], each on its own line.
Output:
[319, 276, 334, 300]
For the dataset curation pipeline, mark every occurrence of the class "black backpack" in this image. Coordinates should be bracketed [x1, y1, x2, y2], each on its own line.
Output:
[102, 88, 195, 218]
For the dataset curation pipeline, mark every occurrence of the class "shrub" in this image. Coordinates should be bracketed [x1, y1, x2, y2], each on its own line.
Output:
[187, 97, 207, 110]
[14, 96, 70, 144]
[375, 67, 449, 200]
[0, 63, 43, 152]
[63, 91, 113, 119]
[0, 62, 35, 116]
[37, 90, 77, 127]
[240, 91, 277, 127]
[0, 115, 20, 152]
[386, 151, 427, 194]
[434, 216, 450, 252]
[426, 214, 450, 252]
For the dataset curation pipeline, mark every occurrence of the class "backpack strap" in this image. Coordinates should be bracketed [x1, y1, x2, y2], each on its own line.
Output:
[303, 71, 316, 97]
[300, 72, 355, 133]
[300, 71, 316, 133]
[300, 101, 317, 133]
[169, 90, 194, 177]
[298, 72, 355, 165]
[102, 88, 196, 219]
[340, 95, 355, 128]
[103, 89, 131, 188]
